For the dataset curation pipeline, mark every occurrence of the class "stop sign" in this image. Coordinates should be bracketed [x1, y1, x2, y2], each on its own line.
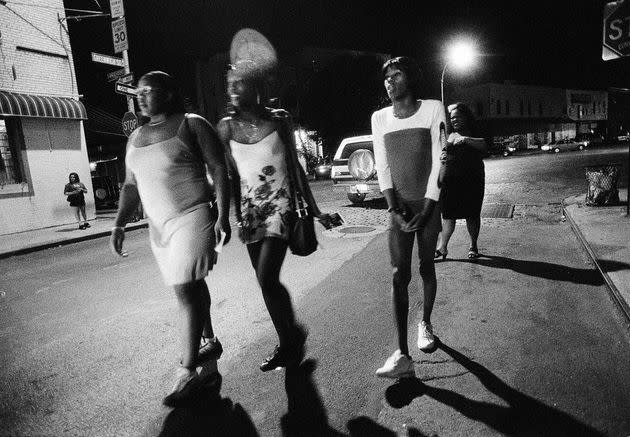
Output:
[121, 111, 138, 137]
[603, 0, 630, 60]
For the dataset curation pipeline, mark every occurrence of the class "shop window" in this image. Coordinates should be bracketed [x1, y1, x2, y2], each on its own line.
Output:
[538, 101, 543, 116]
[505, 100, 510, 115]
[519, 99, 524, 116]
[496, 100, 501, 115]
[0, 118, 30, 197]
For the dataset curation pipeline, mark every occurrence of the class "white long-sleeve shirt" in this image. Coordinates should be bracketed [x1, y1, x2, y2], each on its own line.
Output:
[371, 99, 445, 202]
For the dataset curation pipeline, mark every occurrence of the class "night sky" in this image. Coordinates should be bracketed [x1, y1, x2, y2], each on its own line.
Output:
[63, 0, 630, 146]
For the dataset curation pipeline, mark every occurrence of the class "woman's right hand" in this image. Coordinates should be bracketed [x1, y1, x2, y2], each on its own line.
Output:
[110, 227, 126, 257]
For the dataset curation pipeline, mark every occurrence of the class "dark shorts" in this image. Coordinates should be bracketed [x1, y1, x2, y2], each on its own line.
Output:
[69, 199, 85, 207]
[388, 200, 441, 270]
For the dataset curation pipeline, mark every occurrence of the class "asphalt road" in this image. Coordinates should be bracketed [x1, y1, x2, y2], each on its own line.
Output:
[1, 145, 629, 436]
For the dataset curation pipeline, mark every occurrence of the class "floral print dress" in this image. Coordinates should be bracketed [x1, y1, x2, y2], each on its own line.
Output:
[230, 130, 292, 243]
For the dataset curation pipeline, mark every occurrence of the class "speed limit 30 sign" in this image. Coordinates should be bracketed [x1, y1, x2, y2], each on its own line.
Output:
[111, 17, 128, 54]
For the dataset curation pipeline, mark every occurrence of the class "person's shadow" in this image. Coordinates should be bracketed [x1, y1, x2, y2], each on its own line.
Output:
[282, 359, 426, 436]
[465, 254, 629, 286]
[281, 359, 345, 436]
[159, 370, 260, 437]
[385, 340, 604, 436]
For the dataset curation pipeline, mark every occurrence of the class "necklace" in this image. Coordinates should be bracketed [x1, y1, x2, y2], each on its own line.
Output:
[148, 118, 166, 126]
[236, 118, 260, 139]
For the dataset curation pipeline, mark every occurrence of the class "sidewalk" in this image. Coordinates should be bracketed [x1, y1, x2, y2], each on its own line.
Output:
[563, 187, 630, 323]
[0, 210, 148, 259]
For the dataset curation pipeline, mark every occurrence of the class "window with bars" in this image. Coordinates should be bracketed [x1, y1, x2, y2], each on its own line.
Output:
[0, 118, 25, 188]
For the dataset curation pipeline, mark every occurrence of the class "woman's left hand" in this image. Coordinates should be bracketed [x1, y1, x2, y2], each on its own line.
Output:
[215, 215, 231, 246]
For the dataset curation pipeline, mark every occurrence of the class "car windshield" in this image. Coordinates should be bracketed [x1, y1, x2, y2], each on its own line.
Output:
[340, 141, 373, 159]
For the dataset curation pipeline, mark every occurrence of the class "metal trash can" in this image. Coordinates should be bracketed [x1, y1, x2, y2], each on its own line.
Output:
[584, 164, 620, 206]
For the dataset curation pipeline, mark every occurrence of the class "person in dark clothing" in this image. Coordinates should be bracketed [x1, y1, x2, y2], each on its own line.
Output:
[64, 172, 90, 230]
[435, 102, 488, 260]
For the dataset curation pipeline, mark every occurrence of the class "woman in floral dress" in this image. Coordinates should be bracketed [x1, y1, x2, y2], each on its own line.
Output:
[218, 61, 333, 371]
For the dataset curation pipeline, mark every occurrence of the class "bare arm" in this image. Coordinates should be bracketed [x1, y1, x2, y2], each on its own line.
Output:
[110, 139, 140, 256]
[216, 117, 242, 222]
[186, 114, 232, 244]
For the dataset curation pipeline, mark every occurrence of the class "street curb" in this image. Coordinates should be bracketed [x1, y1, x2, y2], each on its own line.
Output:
[562, 201, 630, 325]
[0, 222, 148, 260]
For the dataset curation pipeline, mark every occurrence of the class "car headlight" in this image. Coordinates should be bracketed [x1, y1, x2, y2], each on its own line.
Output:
[541, 145, 550, 151]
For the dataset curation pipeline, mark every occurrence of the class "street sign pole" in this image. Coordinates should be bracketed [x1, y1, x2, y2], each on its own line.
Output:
[122, 50, 134, 113]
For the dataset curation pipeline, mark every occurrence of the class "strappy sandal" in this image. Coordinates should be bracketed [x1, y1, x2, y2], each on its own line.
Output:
[434, 249, 448, 260]
[468, 248, 480, 259]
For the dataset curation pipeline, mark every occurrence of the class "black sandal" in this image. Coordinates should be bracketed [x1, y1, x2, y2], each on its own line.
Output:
[434, 249, 448, 260]
[468, 248, 480, 259]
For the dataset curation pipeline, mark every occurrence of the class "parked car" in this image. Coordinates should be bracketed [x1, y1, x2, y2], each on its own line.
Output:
[91, 175, 119, 209]
[540, 138, 586, 153]
[331, 134, 380, 203]
[575, 133, 604, 147]
[331, 135, 373, 184]
[313, 156, 332, 180]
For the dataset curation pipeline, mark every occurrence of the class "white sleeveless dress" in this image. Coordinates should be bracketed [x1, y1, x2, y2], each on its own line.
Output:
[230, 130, 291, 244]
[126, 117, 216, 286]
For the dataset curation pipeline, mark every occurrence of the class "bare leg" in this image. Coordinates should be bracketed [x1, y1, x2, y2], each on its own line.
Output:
[199, 280, 215, 339]
[437, 218, 456, 253]
[417, 219, 440, 324]
[466, 216, 481, 252]
[72, 206, 81, 225]
[388, 223, 415, 356]
[79, 205, 88, 223]
[173, 279, 208, 368]
[247, 237, 296, 347]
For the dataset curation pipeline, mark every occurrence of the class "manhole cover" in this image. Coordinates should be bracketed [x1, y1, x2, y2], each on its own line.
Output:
[481, 203, 514, 219]
[338, 226, 377, 234]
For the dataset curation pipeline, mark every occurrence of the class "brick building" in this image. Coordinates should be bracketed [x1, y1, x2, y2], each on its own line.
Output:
[0, 0, 91, 235]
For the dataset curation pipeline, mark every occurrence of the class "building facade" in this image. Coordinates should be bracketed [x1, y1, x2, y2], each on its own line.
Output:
[453, 83, 608, 151]
[0, 0, 91, 235]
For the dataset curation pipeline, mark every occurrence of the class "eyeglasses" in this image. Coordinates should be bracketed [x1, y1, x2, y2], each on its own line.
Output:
[134, 86, 161, 97]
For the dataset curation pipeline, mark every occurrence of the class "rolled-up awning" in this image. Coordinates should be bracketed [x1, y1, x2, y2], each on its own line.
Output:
[0, 90, 87, 120]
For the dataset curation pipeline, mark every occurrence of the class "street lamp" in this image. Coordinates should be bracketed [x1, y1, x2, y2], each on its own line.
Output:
[441, 41, 477, 104]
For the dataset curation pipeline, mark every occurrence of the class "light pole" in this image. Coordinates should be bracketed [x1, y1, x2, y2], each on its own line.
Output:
[441, 41, 477, 104]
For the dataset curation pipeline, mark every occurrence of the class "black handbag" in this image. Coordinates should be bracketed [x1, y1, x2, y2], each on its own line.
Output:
[282, 125, 318, 256]
[288, 189, 317, 256]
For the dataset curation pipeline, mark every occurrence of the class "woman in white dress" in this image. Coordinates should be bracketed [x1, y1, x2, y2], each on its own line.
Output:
[109, 71, 231, 406]
[218, 62, 333, 372]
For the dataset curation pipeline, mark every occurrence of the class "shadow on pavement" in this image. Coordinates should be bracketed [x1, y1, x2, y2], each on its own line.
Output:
[385, 342, 603, 436]
[159, 373, 260, 437]
[281, 359, 344, 436]
[466, 254, 630, 286]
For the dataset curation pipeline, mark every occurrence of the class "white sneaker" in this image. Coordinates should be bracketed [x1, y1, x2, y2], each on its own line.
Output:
[375, 350, 415, 379]
[417, 321, 435, 351]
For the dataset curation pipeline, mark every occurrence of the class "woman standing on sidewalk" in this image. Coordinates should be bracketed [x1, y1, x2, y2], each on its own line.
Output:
[218, 50, 333, 371]
[435, 102, 487, 260]
[109, 71, 231, 406]
[64, 172, 90, 230]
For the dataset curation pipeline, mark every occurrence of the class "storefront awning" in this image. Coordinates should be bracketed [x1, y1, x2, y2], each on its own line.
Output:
[0, 91, 87, 120]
